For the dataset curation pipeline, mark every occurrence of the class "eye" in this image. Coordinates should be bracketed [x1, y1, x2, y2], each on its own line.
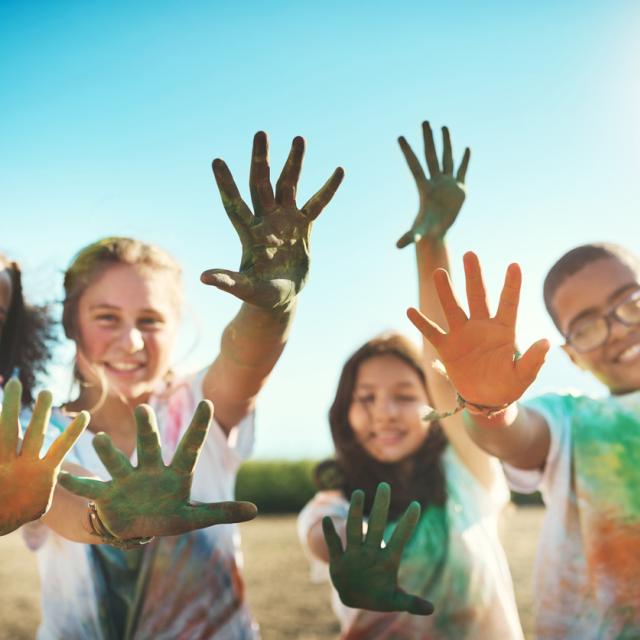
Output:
[354, 394, 375, 405]
[94, 313, 119, 324]
[396, 395, 419, 403]
[138, 316, 164, 329]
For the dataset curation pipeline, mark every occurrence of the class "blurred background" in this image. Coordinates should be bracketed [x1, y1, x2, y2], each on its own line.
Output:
[2, 0, 640, 458]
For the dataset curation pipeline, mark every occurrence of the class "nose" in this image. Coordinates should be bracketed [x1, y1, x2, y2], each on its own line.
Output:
[371, 397, 399, 423]
[118, 325, 144, 353]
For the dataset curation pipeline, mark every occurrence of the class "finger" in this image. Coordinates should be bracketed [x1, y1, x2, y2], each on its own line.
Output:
[364, 482, 390, 549]
[212, 158, 254, 228]
[21, 389, 53, 458]
[322, 516, 344, 563]
[135, 405, 163, 467]
[406, 307, 446, 348]
[171, 400, 213, 475]
[93, 432, 133, 479]
[441, 126, 453, 175]
[0, 378, 21, 461]
[515, 339, 550, 388]
[495, 263, 522, 327]
[422, 121, 440, 177]
[463, 252, 490, 320]
[346, 489, 365, 548]
[301, 167, 345, 221]
[433, 269, 469, 329]
[391, 589, 435, 616]
[200, 269, 254, 302]
[386, 501, 420, 559]
[46, 411, 89, 467]
[57, 470, 109, 500]
[249, 131, 275, 213]
[396, 230, 417, 250]
[456, 147, 471, 183]
[183, 500, 257, 529]
[275, 135, 305, 207]
[398, 136, 427, 185]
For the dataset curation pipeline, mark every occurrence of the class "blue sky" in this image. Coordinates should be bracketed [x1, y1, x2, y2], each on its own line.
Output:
[2, 1, 640, 457]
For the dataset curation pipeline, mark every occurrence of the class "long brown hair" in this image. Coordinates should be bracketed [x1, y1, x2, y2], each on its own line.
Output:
[317, 333, 448, 521]
[0, 254, 56, 404]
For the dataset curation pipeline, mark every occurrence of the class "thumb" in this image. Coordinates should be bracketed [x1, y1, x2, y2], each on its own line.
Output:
[184, 500, 258, 529]
[515, 339, 550, 388]
[391, 588, 434, 616]
[396, 230, 415, 249]
[200, 269, 254, 301]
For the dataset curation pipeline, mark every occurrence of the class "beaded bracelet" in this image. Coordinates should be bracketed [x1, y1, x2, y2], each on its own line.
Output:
[87, 501, 154, 550]
[421, 393, 510, 422]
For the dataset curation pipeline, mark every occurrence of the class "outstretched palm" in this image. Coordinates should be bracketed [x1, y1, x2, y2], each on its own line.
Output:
[407, 252, 550, 407]
[58, 401, 256, 540]
[322, 482, 434, 616]
[201, 131, 344, 309]
[0, 379, 88, 535]
[397, 121, 470, 248]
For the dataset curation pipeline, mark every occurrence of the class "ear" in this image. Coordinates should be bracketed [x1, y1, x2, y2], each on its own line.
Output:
[561, 343, 586, 370]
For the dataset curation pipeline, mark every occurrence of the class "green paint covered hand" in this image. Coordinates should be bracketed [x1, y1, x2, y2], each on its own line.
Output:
[322, 482, 434, 616]
[0, 378, 88, 535]
[58, 401, 257, 540]
[396, 121, 470, 248]
[201, 131, 345, 309]
[407, 252, 550, 407]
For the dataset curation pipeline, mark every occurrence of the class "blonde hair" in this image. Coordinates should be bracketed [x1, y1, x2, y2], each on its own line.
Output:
[62, 237, 183, 407]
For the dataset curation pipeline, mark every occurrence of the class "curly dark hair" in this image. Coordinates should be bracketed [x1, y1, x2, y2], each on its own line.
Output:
[0, 254, 56, 404]
[316, 333, 448, 521]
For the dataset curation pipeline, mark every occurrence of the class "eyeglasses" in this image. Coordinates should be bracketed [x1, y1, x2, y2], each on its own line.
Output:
[565, 289, 640, 353]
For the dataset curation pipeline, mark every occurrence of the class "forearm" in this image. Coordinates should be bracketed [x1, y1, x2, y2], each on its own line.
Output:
[462, 404, 550, 470]
[204, 300, 297, 429]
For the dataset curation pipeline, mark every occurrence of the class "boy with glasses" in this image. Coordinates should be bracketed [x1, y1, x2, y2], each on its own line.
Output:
[407, 243, 640, 640]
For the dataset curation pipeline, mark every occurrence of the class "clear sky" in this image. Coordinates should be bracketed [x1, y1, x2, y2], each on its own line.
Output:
[2, 1, 640, 458]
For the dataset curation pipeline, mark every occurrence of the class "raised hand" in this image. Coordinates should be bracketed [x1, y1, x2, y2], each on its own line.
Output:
[407, 252, 549, 407]
[58, 401, 257, 541]
[0, 379, 88, 535]
[322, 482, 434, 616]
[201, 131, 345, 309]
[396, 121, 470, 248]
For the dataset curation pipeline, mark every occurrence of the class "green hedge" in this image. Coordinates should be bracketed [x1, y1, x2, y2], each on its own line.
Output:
[235, 459, 544, 513]
[235, 459, 318, 513]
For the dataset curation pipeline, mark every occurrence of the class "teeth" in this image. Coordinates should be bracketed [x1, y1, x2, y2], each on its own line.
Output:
[109, 362, 142, 371]
[618, 344, 640, 363]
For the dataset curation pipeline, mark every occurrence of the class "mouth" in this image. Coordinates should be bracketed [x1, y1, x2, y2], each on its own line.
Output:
[613, 342, 640, 365]
[373, 430, 406, 447]
[103, 361, 147, 375]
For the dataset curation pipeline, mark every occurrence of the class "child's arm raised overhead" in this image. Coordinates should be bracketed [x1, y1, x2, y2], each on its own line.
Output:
[201, 131, 344, 432]
[398, 122, 499, 487]
[407, 252, 552, 470]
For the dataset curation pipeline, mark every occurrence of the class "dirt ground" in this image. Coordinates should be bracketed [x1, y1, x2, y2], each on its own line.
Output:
[0, 506, 543, 639]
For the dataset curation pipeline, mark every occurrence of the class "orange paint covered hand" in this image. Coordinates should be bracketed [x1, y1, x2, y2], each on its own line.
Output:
[407, 252, 550, 407]
[0, 379, 88, 536]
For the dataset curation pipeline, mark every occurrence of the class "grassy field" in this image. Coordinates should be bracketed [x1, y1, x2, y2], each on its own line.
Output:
[0, 506, 543, 639]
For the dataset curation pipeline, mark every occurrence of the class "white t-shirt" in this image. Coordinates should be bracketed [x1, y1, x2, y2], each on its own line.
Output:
[22, 370, 259, 640]
[504, 392, 640, 640]
[298, 447, 524, 639]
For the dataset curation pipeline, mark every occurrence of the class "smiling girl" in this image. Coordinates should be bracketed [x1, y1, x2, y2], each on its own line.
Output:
[22, 131, 343, 639]
[298, 123, 522, 638]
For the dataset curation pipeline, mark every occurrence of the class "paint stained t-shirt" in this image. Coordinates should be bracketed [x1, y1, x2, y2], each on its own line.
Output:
[504, 391, 640, 640]
[298, 447, 523, 639]
[21, 370, 258, 640]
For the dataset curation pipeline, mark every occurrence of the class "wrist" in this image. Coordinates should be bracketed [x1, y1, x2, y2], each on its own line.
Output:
[463, 402, 519, 429]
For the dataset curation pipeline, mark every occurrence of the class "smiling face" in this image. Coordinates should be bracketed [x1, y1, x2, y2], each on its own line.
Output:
[0, 268, 12, 342]
[347, 354, 431, 463]
[74, 263, 180, 403]
[554, 256, 640, 394]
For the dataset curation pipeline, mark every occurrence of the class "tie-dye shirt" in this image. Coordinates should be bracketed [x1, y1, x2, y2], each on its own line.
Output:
[505, 391, 640, 640]
[298, 447, 524, 639]
[21, 370, 259, 640]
